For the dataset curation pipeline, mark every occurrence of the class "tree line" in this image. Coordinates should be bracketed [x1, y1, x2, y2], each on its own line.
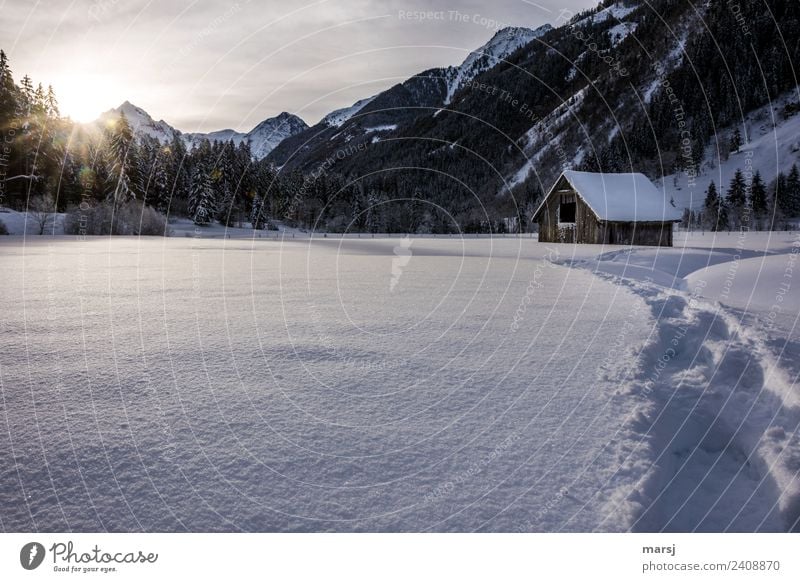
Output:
[689, 165, 800, 232]
[3, 49, 453, 235]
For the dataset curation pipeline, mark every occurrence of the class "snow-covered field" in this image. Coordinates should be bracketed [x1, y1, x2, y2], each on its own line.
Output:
[1, 231, 798, 532]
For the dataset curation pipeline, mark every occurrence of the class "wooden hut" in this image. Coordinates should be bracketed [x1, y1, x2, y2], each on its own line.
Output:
[531, 171, 682, 246]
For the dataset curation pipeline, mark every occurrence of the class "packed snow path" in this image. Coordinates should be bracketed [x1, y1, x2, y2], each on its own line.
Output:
[570, 234, 800, 532]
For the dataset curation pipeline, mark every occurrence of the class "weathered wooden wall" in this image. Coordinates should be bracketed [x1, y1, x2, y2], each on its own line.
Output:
[597, 221, 673, 246]
[537, 184, 600, 244]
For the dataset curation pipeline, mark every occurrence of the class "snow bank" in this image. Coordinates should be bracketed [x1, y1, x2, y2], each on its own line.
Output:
[0, 208, 66, 235]
[686, 251, 800, 314]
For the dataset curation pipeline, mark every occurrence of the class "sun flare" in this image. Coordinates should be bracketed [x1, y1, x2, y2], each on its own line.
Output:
[51, 72, 119, 123]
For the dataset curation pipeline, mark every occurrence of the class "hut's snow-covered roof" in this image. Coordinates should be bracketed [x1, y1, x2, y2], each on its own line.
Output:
[534, 171, 683, 222]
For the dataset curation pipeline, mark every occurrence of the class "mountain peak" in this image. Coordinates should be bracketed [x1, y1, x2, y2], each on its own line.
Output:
[183, 111, 308, 159]
[247, 113, 308, 159]
[95, 102, 181, 144]
[253, 111, 306, 129]
[444, 24, 550, 104]
[489, 24, 551, 43]
[321, 95, 378, 128]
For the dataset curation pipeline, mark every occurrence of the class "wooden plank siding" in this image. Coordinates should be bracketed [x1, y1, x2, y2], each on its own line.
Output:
[536, 177, 674, 246]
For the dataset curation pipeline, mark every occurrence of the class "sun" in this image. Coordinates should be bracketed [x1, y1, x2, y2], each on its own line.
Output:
[51, 72, 120, 123]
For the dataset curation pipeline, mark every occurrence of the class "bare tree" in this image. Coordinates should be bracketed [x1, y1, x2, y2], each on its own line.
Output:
[28, 195, 55, 235]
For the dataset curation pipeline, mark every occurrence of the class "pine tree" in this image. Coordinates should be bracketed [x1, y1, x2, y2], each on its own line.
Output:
[154, 148, 172, 212]
[33, 83, 46, 115]
[351, 188, 366, 231]
[137, 138, 170, 212]
[45, 85, 59, 117]
[749, 170, 767, 229]
[250, 195, 266, 230]
[214, 141, 236, 225]
[703, 181, 728, 231]
[726, 168, 747, 228]
[0, 50, 17, 127]
[785, 164, 800, 217]
[167, 134, 188, 212]
[769, 172, 788, 229]
[106, 112, 136, 208]
[728, 127, 742, 153]
[19, 74, 34, 113]
[681, 207, 691, 229]
[190, 162, 215, 225]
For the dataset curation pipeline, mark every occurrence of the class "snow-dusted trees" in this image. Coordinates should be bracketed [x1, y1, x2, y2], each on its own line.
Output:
[785, 165, 800, 217]
[189, 160, 216, 225]
[728, 127, 742, 153]
[726, 169, 748, 228]
[137, 136, 171, 212]
[249, 195, 266, 230]
[0, 58, 65, 203]
[106, 112, 137, 208]
[764, 165, 800, 229]
[28, 194, 55, 235]
[365, 190, 387, 233]
[703, 181, 728, 231]
[749, 171, 768, 229]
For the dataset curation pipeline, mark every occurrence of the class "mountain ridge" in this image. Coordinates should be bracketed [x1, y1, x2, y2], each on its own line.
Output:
[266, 23, 552, 170]
[94, 102, 308, 160]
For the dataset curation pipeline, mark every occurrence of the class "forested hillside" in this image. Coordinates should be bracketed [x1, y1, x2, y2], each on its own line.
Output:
[2, 0, 799, 235]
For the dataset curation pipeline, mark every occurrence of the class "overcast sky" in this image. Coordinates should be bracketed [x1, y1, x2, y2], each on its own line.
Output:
[1, 0, 595, 132]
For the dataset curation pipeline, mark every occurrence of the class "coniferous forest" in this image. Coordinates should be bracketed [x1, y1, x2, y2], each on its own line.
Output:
[2, 0, 800, 236]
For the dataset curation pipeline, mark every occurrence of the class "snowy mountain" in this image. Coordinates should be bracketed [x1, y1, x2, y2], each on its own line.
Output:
[97, 101, 182, 144]
[444, 25, 551, 104]
[314, 26, 551, 129]
[184, 111, 308, 159]
[268, 25, 551, 170]
[661, 90, 800, 212]
[246, 112, 309, 159]
[95, 103, 307, 160]
[265, 0, 799, 230]
[321, 95, 377, 128]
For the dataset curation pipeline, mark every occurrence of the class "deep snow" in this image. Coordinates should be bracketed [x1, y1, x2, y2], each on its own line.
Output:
[0, 232, 798, 532]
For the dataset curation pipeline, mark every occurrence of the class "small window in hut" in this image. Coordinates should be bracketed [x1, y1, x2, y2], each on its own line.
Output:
[558, 201, 576, 224]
